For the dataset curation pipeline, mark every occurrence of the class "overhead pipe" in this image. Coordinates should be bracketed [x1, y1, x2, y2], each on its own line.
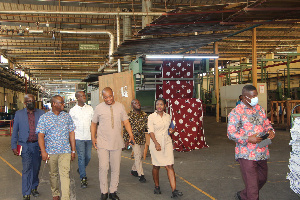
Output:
[28, 29, 115, 63]
[116, 16, 120, 46]
[28, 30, 44, 34]
[116, 15, 122, 72]
[123, 9, 132, 63]
[0, 10, 164, 16]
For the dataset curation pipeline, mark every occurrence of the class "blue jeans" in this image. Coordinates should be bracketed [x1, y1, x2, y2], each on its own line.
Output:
[21, 142, 42, 195]
[76, 140, 92, 179]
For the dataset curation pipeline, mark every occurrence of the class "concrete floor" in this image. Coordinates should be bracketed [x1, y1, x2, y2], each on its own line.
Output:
[0, 116, 299, 200]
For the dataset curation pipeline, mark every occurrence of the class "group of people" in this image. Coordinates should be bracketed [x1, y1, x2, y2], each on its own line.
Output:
[11, 84, 276, 200]
[11, 87, 183, 200]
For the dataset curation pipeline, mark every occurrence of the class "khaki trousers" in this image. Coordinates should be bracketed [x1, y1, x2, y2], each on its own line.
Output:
[48, 153, 71, 200]
[132, 144, 145, 176]
[97, 148, 122, 194]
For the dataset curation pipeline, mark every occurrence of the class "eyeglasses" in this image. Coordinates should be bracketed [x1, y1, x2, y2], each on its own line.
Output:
[25, 100, 34, 103]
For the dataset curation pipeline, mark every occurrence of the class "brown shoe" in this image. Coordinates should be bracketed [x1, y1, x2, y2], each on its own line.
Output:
[53, 196, 60, 200]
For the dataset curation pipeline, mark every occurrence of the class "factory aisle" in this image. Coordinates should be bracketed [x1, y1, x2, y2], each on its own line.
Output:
[0, 116, 298, 200]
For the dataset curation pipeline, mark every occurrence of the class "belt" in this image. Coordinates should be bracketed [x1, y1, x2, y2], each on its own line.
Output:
[27, 140, 38, 143]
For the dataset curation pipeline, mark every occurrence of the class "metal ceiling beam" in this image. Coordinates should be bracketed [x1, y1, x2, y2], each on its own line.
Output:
[244, 7, 300, 11]
[221, 20, 300, 25]
[0, 10, 165, 16]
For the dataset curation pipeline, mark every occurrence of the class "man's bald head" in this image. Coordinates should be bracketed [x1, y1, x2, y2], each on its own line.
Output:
[50, 95, 65, 112]
[102, 87, 114, 105]
[50, 95, 62, 105]
[131, 99, 141, 112]
[24, 94, 35, 102]
[102, 87, 113, 95]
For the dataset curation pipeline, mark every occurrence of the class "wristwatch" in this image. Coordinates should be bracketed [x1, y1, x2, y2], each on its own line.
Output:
[71, 151, 76, 153]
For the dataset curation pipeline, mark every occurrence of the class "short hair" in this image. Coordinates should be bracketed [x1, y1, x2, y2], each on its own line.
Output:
[50, 95, 61, 105]
[75, 91, 84, 99]
[102, 87, 113, 95]
[24, 94, 34, 102]
[155, 97, 166, 105]
[131, 99, 138, 104]
[242, 85, 257, 95]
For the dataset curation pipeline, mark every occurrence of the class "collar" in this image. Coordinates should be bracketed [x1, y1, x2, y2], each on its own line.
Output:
[240, 101, 259, 110]
[76, 103, 86, 108]
[49, 110, 64, 116]
[26, 108, 35, 114]
[131, 110, 143, 115]
[154, 111, 166, 116]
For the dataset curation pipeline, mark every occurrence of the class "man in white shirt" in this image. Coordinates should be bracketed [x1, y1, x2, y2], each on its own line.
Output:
[69, 91, 94, 188]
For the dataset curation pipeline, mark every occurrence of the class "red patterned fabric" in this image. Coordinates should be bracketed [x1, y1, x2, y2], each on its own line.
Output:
[162, 60, 194, 100]
[155, 75, 163, 99]
[170, 98, 208, 152]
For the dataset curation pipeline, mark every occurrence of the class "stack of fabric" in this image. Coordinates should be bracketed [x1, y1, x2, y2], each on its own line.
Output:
[287, 117, 300, 196]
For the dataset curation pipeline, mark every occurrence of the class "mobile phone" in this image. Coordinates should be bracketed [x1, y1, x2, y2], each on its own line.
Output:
[260, 134, 269, 140]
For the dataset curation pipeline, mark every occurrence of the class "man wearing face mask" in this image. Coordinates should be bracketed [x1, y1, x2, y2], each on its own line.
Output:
[227, 85, 275, 200]
[11, 94, 45, 200]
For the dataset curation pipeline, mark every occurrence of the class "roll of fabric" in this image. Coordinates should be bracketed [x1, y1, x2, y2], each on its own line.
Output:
[287, 117, 300, 195]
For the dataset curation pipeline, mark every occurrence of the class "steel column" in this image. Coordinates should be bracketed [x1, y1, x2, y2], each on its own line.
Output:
[252, 28, 257, 88]
[214, 42, 219, 122]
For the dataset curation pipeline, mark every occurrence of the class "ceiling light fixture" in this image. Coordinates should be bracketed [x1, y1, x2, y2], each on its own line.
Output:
[145, 54, 219, 59]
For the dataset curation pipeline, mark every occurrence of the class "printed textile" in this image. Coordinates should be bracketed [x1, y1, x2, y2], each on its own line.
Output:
[36, 111, 75, 154]
[169, 98, 208, 152]
[123, 110, 148, 145]
[162, 60, 194, 100]
[227, 102, 274, 161]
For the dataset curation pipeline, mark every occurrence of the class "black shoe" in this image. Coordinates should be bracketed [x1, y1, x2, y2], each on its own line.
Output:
[109, 192, 120, 200]
[100, 193, 108, 200]
[139, 175, 146, 183]
[131, 170, 138, 177]
[171, 190, 183, 198]
[235, 191, 242, 200]
[154, 186, 161, 194]
[81, 177, 88, 188]
[31, 189, 39, 197]
[23, 195, 30, 200]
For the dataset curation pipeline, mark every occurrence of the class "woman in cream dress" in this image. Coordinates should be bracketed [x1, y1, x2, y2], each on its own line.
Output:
[148, 98, 183, 198]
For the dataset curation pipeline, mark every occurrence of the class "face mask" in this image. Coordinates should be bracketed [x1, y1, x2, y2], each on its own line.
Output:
[27, 102, 35, 110]
[245, 96, 258, 107]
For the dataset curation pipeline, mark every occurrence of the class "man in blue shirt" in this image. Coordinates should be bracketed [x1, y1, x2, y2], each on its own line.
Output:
[236, 95, 243, 106]
[37, 95, 76, 200]
[11, 94, 45, 200]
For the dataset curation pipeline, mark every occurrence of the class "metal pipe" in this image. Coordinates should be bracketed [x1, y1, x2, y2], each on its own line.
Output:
[28, 30, 44, 34]
[117, 59, 122, 73]
[116, 16, 120, 46]
[287, 56, 291, 98]
[29, 30, 115, 63]
[103, 68, 118, 73]
[142, 0, 153, 29]
[123, 12, 132, 63]
[0, 10, 164, 16]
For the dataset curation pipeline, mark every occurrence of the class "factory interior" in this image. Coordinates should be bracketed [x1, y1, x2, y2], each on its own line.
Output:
[1, 0, 300, 199]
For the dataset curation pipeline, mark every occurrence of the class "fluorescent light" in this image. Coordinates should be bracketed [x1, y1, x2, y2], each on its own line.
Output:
[184, 56, 219, 59]
[145, 54, 218, 59]
[146, 55, 183, 59]
[277, 52, 297, 54]
[28, 30, 44, 34]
